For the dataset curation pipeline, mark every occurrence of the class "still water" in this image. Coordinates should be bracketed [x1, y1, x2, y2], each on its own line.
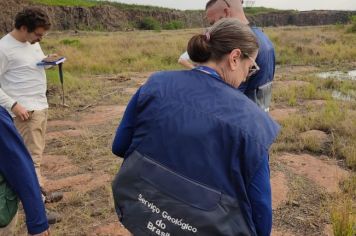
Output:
[317, 70, 356, 81]
[316, 70, 356, 101]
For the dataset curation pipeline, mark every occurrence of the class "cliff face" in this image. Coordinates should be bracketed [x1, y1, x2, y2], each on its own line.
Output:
[0, 0, 205, 32]
[249, 10, 355, 27]
[0, 0, 27, 33]
[0, 0, 354, 33]
[44, 6, 205, 31]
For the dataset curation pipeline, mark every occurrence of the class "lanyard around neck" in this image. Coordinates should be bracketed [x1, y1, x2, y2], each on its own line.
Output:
[193, 66, 222, 81]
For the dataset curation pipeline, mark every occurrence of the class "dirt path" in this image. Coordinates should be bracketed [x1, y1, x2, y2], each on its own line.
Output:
[22, 68, 350, 235]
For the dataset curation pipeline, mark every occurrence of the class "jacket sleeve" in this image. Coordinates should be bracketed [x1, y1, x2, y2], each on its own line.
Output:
[0, 107, 48, 235]
[0, 50, 16, 110]
[112, 88, 141, 157]
[247, 152, 272, 236]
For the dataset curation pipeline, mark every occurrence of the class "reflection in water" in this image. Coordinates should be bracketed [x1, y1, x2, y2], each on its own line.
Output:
[316, 70, 356, 102]
[317, 70, 356, 81]
[332, 91, 355, 102]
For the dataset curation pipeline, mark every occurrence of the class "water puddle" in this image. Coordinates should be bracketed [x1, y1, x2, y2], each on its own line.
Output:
[332, 91, 356, 102]
[316, 70, 356, 101]
[316, 70, 356, 81]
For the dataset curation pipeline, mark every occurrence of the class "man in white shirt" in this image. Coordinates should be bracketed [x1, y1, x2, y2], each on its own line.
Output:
[178, 51, 195, 69]
[0, 7, 61, 225]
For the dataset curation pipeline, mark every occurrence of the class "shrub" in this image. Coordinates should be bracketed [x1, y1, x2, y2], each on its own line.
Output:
[163, 20, 184, 30]
[331, 197, 355, 236]
[347, 15, 356, 33]
[138, 17, 161, 30]
[60, 39, 80, 46]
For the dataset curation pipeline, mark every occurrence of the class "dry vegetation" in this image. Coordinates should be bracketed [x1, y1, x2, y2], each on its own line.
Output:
[8, 24, 355, 235]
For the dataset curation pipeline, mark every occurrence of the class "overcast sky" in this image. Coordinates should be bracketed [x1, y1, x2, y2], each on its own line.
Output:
[109, 0, 356, 11]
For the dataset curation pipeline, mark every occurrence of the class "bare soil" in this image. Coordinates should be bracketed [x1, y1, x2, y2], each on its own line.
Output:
[269, 108, 298, 122]
[16, 66, 351, 235]
[277, 153, 349, 194]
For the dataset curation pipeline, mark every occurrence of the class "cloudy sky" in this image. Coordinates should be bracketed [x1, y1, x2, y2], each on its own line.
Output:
[109, 0, 356, 11]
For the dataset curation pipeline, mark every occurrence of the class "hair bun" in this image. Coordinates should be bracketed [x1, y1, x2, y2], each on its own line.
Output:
[187, 34, 211, 63]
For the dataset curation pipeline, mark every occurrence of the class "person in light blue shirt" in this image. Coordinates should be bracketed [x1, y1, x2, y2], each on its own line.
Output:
[112, 18, 279, 236]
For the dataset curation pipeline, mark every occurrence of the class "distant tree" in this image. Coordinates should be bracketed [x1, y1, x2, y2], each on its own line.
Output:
[348, 15, 356, 33]
[163, 20, 184, 30]
[244, 0, 256, 7]
[138, 17, 161, 30]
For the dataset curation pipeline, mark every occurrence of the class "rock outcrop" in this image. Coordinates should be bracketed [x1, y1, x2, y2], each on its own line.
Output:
[0, 0, 354, 33]
[249, 10, 355, 27]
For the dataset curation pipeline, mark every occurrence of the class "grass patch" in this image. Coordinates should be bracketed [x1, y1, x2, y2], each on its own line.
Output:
[31, 0, 178, 12]
[60, 39, 81, 47]
[330, 174, 356, 236]
[244, 7, 284, 15]
[34, 25, 356, 235]
[42, 30, 192, 77]
[272, 100, 356, 170]
[331, 198, 355, 236]
[31, 0, 98, 7]
[346, 15, 356, 33]
[265, 25, 356, 66]
[273, 80, 331, 105]
[41, 26, 356, 78]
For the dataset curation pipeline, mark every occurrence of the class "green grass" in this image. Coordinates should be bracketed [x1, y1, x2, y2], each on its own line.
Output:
[331, 199, 355, 236]
[31, 0, 177, 11]
[244, 7, 283, 15]
[31, 0, 99, 7]
[41, 30, 192, 77]
[31, 0, 283, 14]
[40, 25, 356, 78]
[38, 26, 355, 235]
[272, 99, 356, 170]
[265, 25, 356, 66]
[330, 174, 356, 236]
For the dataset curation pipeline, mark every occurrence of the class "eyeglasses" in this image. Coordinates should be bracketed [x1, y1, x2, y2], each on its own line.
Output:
[221, 0, 230, 7]
[32, 31, 48, 38]
[243, 53, 260, 78]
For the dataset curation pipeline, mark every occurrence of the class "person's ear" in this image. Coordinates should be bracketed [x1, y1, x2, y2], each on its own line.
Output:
[20, 25, 28, 33]
[229, 49, 242, 70]
[224, 7, 231, 17]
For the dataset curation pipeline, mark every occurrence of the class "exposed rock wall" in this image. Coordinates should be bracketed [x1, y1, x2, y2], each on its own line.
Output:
[0, 0, 354, 33]
[249, 10, 355, 27]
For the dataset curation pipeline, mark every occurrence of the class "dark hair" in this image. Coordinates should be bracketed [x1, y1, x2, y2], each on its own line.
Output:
[187, 18, 258, 63]
[206, 0, 219, 9]
[14, 7, 51, 32]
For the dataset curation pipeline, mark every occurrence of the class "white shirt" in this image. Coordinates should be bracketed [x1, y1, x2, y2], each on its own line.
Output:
[0, 34, 48, 113]
[179, 51, 191, 61]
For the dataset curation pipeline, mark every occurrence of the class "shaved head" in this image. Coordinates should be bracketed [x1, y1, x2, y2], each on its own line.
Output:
[205, 0, 229, 25]
[206, 0, 243, 10]
[205, 0, 248, 25]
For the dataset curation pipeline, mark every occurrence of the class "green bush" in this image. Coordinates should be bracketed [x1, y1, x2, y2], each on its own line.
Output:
[60, 39, 80, 46]
[138, 17, 161, 30]
[31, 0, 97, 7]
[163, 20, 184, 30]
[347, 15, 356, 33]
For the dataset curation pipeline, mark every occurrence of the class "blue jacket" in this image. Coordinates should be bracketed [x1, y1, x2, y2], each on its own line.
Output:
[0, 106, 48, 234]
[239, 27, 275, 93]
[112, 69, 280, 235]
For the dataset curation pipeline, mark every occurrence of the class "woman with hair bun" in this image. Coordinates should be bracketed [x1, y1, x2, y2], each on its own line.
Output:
[112, 18, 280, 236]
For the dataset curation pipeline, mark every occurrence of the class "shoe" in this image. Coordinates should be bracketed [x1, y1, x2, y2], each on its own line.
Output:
[46, 209, 62, 224]
[42, 190, 64, 203]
